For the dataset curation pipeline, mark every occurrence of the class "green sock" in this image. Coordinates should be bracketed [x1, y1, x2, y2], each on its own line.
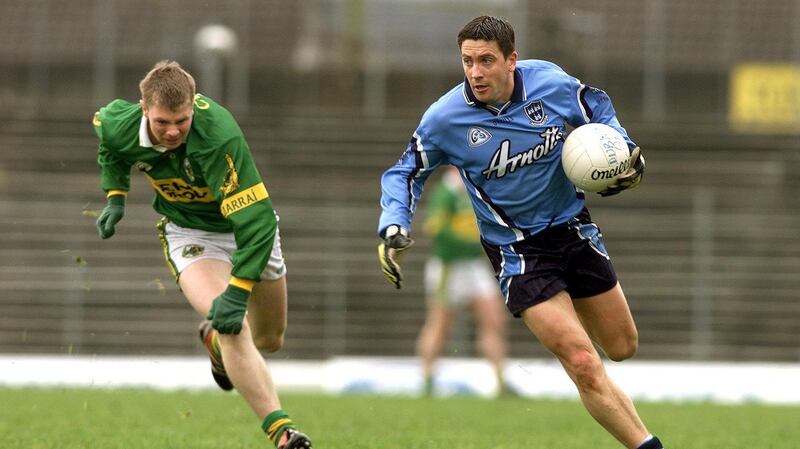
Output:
[261, 409, 295, 446]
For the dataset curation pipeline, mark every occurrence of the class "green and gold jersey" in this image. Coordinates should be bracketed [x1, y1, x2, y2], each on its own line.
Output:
[93, 94, 276, 284]
[423, 172, 484, 262]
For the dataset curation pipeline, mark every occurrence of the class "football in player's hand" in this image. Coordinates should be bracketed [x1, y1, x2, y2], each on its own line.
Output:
[561, 123, 631, 192]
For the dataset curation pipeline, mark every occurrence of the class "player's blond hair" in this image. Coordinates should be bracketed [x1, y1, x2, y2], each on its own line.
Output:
[139, 60, 196, 110]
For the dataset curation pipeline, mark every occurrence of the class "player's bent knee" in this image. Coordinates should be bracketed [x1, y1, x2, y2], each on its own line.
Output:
[252, 332, 284, 353]
[605, 336, 638, 362]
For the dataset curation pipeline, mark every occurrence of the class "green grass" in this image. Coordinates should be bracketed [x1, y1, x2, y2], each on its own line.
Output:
[1, 388, 799, 448]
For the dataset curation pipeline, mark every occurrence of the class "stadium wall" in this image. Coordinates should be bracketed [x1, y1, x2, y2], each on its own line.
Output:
[2, 355, 800, 405]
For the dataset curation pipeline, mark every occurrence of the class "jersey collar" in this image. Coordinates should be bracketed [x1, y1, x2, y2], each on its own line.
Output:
[138, 116, 169, 153]
[462, 68, 526, 115]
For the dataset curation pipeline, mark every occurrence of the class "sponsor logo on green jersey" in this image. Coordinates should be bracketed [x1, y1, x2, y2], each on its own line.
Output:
[146, 175, 215, 203]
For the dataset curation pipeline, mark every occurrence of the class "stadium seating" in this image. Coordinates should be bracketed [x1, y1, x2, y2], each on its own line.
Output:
[1, 112, 799, 362]
[0, 0, 798, 362]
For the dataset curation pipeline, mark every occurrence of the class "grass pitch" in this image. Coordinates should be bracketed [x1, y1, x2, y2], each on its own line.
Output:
[1, 388, 798, 448]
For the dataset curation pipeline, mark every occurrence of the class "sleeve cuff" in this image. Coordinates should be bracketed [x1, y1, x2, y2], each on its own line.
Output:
[229, 276, 257, 292]
[381, 224, 408, 239]
[106, 190, 128, 198]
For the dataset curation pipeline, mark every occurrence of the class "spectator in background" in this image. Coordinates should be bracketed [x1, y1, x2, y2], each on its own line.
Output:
[92, 60, 311, 449]
[417, 166, 513, 397]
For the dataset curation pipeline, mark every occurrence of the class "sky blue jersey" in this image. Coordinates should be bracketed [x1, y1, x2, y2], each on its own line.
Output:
[379, 59, 636, 249]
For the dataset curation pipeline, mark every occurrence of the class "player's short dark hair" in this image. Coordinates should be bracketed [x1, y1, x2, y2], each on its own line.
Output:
[457, 15, 515, 57]
[139, 60, 196, 111]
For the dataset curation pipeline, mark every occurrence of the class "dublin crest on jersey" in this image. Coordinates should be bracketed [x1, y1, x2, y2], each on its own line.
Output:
[468, 127, 492, 147]
[524, 100, 547, 125]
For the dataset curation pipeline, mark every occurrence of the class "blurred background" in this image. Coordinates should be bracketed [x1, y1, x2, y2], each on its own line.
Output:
[0, 0, 798, 365]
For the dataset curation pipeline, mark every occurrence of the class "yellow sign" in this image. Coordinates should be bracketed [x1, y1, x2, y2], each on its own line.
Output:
[729, 63, 800, 134]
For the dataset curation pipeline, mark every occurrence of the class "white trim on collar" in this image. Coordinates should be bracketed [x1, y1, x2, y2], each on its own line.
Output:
[462, 83, 475, 106]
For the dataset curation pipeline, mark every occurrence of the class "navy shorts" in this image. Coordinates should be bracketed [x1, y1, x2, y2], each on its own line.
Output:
[481, 208, 618, 317]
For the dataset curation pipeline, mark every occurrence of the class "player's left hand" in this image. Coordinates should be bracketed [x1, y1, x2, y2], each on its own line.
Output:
[96, 195, 126, 239]
[206, 285, 250, 334]
[378, 225, 414, 289]
[599, 146, 645, 197]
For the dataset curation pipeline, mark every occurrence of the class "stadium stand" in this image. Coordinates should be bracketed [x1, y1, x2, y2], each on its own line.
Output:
[0, 0, 798, 362]
[1, 113, 799, 361]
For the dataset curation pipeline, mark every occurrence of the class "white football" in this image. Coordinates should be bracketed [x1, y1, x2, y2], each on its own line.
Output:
[561, 123, 631, 192]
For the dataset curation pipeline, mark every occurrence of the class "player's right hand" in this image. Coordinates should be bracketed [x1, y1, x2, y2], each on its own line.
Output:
[96, 195, 126, 239]
[599, 146, 645, 197]
[378, 225, 414, 289]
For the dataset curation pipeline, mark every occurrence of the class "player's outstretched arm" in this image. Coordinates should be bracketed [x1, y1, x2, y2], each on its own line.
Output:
[599, 146, 645, 197]
[378, 225, 414, 289]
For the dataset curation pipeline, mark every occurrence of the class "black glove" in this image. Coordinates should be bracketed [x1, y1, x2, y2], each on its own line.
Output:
[377, 225, 414, 289]
[96, 195, 126, 239]
[600, 146, 645, 197]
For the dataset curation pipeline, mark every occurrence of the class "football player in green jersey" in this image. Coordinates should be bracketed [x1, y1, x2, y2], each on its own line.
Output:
[417, 166, 513, 397]
[93, 60, 311, 449]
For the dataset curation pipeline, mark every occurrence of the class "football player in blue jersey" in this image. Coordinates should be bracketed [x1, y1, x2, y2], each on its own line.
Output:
[377, 15, 661, 449]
